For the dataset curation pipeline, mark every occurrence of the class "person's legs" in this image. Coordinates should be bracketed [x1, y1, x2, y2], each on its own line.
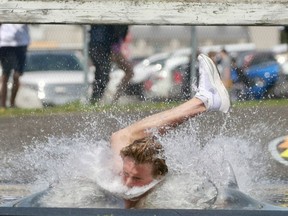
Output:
[0, 74, 9, 108]
[0, 47, 15, 108]
[10, 46, 27, 107]
[89, 46, 112, 103]
[10, 72, 20, 107]
[111, 50, 133, 102]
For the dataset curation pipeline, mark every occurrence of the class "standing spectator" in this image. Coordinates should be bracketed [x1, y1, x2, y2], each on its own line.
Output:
[110, 25, 133, 103]
[0, 24, 30, 110]
[219, 49, 232, 89]
[88, 24, 133, 104]
[89, 25, 114, 104]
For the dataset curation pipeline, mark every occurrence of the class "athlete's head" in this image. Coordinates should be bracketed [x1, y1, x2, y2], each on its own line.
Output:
[120, 137, 168, 188]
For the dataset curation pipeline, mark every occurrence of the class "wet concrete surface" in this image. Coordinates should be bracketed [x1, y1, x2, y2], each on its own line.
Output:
[0, 109, 151, 153]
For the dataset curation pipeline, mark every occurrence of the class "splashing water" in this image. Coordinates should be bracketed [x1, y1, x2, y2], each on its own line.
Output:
[0, 109, 287, 208]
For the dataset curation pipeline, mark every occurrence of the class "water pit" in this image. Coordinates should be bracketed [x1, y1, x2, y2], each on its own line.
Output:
[0, 105, 288, 211]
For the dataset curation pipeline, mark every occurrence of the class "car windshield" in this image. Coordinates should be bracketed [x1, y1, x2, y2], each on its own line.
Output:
[24, 52, 84, 72]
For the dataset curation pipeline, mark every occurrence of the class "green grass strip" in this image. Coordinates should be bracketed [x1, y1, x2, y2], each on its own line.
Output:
[1, 99, 288, 118]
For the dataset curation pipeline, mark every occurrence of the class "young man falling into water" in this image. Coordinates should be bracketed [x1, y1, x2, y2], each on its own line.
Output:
[110, 54, 231, 208]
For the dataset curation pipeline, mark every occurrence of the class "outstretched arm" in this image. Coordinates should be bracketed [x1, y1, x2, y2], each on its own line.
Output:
[110, 97, 206, 156]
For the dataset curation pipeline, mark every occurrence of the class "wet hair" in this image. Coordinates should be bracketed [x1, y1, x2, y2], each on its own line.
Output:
[120, 137, 168, 178]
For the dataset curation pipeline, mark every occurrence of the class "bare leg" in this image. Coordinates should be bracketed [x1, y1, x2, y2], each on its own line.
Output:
[111, 51, 133, 102]
[0, 74, 9, 108]
[10, 72, 20, 107]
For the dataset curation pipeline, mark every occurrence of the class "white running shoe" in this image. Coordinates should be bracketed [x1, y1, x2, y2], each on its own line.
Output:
[195, 54, 230, 113]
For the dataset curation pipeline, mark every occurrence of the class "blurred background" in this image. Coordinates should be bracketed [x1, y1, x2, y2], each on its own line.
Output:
[27, 25, 283, 56]
[1, 25, 288, 108]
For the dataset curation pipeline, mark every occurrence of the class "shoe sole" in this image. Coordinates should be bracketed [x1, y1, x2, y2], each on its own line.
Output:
[199, 54, 230, 113]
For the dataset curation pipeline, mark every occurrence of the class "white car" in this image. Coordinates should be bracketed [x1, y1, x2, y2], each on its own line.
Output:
[143, 55, 194, 100]
[12, 49, 93, 108]
[132, 52, 170, 83]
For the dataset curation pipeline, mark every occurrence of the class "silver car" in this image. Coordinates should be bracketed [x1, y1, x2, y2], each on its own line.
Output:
[143, 55, 193, 100]
[14, 49, 93, 108]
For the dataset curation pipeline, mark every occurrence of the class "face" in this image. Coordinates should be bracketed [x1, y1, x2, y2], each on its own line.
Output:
[122, 157, 154, 188]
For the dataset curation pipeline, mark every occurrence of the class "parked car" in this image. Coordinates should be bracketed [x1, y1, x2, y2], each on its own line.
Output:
[142, 55, 194, 100]
[106, 48, 196, 100]
[12, 49, 93, 108]
[104, 52, 170, 100]
[271, 59, 288, 98]
[231, 51, 281, 100]
[105, 44, 256, 101]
